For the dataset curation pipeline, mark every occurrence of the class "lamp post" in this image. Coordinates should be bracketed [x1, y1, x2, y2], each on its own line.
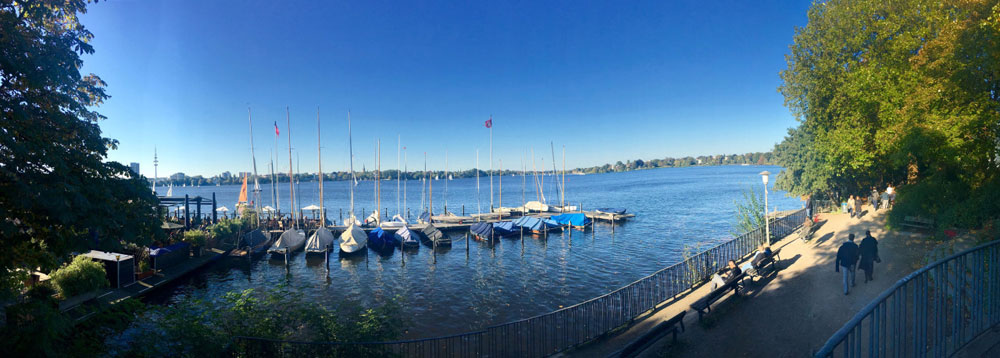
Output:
[760, 171, 770, 245]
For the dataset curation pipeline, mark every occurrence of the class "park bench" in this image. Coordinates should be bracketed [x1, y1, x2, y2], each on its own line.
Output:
[617, 310, 687, 358]
[902, 216, 934, 230]
[744, 248, 782, 283]
[690, 271, 746, 321]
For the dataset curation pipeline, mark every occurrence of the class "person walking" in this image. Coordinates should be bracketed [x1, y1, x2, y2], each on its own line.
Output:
[870, 187, 879, 211]
[854, 194, 863, 219]
[836, 234, 860, 295]
[846, 195, 856, 218]
[858, 230, 880, 283]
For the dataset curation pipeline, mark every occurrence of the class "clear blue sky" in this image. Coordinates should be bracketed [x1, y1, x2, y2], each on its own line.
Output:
[82, 0, 812, 178]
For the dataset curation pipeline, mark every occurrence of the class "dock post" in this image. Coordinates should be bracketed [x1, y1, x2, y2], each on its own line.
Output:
[384, 208, 387, 219]
[466, 233, 470, 256]
[184, 194, 190, 229]
[340, 209, 343, 222]
[462, 205, 465, 216]
[212, 193, 217, 224]
[407, 209, 410, 219]
[284, 250, 288, 266]
[433, 241, 437, 264]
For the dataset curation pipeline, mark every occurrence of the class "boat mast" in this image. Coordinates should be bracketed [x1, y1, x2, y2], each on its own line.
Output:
[317, 107, 324, 224]
[489, 115, 493, 212]
[562, 145, 566, 208]
[286, 107, 295, 230]
[550, 141, 561, 208]
[498, 159, 502, 218]
[444, 150, 448, 214]
[521, 151, 526, 208]
[397, 135, 401, 217]
[421, 152, 426, 213]
[249, 108, 262, 220]
[153, 146, 158, 194]
[348, 111, 356, 222]
[403, 147, 407, 220]
[428, 153, 433, 218]
[274, 123, 280, 216]
[269, 154, 276, 213]
[476, 149, 481, 215]
[377, 138, 381, 223]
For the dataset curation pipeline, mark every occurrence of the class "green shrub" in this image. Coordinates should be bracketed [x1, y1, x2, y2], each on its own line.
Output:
[182, 230, 208, 247]
[51, 256, 109, 298]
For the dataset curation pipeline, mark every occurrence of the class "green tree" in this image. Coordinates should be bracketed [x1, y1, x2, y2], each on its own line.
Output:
[0, 0, 163, 298]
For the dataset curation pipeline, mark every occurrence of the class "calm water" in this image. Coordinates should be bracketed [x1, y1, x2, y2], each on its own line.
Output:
[147, 165, 802, 339]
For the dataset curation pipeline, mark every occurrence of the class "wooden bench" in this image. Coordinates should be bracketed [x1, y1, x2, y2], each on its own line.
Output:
[902, 216, 934, 230]
[744, 248, 782, 283]
[690, 272, 745, 320]
[618, 311, 687, 358]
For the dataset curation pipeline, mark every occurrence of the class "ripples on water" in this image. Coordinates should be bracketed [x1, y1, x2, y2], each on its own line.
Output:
[146, 165, 802, 338]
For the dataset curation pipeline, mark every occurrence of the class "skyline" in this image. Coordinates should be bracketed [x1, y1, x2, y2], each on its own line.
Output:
[81, 0, 811, 177]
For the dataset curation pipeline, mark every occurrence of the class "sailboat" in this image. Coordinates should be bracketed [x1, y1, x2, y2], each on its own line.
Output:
[304, 108, 333, 255]
[396, 224, 419, 249]
[339, 111, 368, 256]
[419, 222, 451, 247]
[381, 136, 408, 230]
[166, 183, 173, 197]
[269, 107, 306, 258]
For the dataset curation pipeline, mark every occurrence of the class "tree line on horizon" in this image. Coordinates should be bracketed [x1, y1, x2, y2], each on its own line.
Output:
[158, 151, 776, 186]
[771, 0, 1000, 233]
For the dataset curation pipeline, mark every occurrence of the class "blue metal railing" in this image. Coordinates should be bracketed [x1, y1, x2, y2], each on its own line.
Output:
[815, 239, 1000, 357]
[233, 209, 807, 357]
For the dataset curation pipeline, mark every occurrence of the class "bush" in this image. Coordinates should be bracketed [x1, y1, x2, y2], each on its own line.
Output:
[182, 230, 208, 247]
[50, 256, 109, 298]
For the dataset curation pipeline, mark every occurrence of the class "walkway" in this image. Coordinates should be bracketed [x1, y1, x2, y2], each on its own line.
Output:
[565, 208, 940, 357]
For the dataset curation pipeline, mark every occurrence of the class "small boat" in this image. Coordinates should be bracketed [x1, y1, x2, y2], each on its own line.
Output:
[364, 210, 380, 227]
[492, 221, 521, 237]
[420, 223, 451, 247]
[304, 226, 335, 254]
[431, 212, 473, 224]
[230, 229, 271, 258]
[595, 208, 627, 215]
[339, 223, 368, 255]
[470, 221, 496, 241]
[396, 225, 419, 249]
[513, 216, 562, 235]
[418, 211, 432, 224]
[550, 213, 592, 229]
[524, 201, 551, 213]
[367, 227, 397, 252]
[268, 228, 306, 257]
[380, 214, 408, 229]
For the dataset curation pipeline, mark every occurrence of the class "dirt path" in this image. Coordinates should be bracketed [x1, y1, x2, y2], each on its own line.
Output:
[565, 208, 938, 357]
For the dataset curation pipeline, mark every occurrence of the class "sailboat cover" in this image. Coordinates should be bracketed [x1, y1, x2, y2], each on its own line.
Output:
[367, 227, 397, 250]
[418, 211, 431, 223]
[241, 229, 269, 248]
[304, 226, 335, 252]
[595, 208, 627, 215]
[513, 216, 560, 231]
[396, 225, 419, 247]
[420, 223, 449, 245]
[470, 221, 493, 239]
[492, 221, 519, 236]
[339, 224, 368, 253]
[270, 228, 306, 252]
[550, 213, 591, 227]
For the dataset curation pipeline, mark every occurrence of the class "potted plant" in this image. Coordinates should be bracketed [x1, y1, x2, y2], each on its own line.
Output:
[50, 256, 109, 310]
[183, 229, 208, 257]
[136, 259, 153, 280]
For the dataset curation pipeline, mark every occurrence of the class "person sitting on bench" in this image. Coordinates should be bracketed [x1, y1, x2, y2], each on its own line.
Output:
[741, 244, 773, 272]
[711, 260, 743, 289]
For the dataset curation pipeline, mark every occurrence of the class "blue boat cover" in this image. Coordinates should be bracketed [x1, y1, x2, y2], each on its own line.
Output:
[513, 216, 560, 231]
[419, 212, 431, 223]
[470, 221, 493, 238]
[396, 225, 419, 246]
[493, 221, 519, 236]
[551, 213, 591, 226]
[595, 208, 627, 215]
[367, 227, 396, 249]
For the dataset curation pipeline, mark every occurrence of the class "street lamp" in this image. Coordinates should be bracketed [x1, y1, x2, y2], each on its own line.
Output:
[760, 171, 770, 244]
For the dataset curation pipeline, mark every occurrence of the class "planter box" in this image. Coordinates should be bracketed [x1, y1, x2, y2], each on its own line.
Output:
[136, 270, 154, 280]
[58, 290, 101, 311]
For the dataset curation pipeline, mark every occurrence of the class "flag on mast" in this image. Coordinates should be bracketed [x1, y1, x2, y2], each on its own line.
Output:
[485, 116, 492, 128]
[274, 121, 280, 136]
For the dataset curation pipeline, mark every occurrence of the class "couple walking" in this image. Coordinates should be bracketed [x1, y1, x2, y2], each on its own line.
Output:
[835, 230, 880, 295]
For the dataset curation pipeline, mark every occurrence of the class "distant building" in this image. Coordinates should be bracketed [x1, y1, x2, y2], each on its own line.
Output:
[129, 162, 140, 175]
[237, 172, 252, 179]
[169, 172, 186, 181]
[220, 171, 232, 180]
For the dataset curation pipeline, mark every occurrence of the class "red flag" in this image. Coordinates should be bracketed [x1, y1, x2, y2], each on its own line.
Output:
[485, 116, 492, 128]
[274, 121, 280, 136]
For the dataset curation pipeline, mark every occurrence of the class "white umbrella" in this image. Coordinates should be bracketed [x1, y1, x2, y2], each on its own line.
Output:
[216, 206, 229, 212]
[302, 204, 321, 211]
[262, 206, 276, 213]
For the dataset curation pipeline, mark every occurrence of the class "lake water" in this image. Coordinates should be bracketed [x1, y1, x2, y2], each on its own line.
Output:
[147, 165, 802, 339]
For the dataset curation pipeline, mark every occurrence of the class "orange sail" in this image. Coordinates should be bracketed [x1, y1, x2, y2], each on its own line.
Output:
[237, 174, 248, 204]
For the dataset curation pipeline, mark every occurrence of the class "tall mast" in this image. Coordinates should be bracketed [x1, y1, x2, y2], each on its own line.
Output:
[286, 107, 295, 229]
[428, 154, 433, 218]
[377, 138, 381, 222]
[403, 147, 407, 220]
[489, 115, 493, 211]
[498, 159, 502, 216]
[521, 151, 526, 207]
[249, 108, 261, 213]
[562, 145, 566, 208]
[317, 107, 324, 224]
[550, 141, 560, 207]
[274, 122, 280, 216]
[424, 153, 428, 213]
[269, 153, 276, 211]
[476, 149, 481, 215]
[421, 152, 426, 213]
[397, 135, 401, 217]
[348, 111, 356, 221]
[444, 150, 448, 213]
[153, 146, 158, 194]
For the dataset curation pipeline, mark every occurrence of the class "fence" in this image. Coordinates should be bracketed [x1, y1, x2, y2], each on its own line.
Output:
[233, 208, 807, 357]
[815, 239, 1000, 357]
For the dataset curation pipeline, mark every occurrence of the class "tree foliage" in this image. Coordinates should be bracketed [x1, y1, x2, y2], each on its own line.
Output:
[775, 0, 1000, 228]
[0, 0, 163, 298]
[50, 255, 107, 298]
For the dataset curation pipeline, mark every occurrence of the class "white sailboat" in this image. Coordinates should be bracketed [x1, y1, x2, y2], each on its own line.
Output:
[382, 136, 407, 229]
[269, 107, 306, 257]
[340, 111, 368, 255]
[305, 108, 333, 254]
[166, 183, 173, 197]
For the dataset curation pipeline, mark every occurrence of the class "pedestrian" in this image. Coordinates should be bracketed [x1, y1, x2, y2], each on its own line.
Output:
[870, 187, 879, 211]
[847, 195, 856, 218]
[854, 194, 862, 219]
[886, 184, 895, 209]
[858, 230, 880, 283]
[805, 194, 813, 225]
[836, 233, 860, 295]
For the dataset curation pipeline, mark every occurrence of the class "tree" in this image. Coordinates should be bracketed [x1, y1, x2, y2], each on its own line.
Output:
[0, 0, 162, 298]
[777, 0, 1000, 229]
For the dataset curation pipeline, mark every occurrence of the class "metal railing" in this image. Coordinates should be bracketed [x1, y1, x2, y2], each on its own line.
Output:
[815, 239, 1000, 357]
[233, 209, 807, 357]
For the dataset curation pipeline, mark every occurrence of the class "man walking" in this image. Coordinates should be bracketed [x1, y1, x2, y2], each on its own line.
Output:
[836, 234, 860, 295]
[858, 230, 880, 283]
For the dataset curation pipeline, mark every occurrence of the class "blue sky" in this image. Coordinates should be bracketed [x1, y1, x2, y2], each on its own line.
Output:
[82, 0, 811, 178]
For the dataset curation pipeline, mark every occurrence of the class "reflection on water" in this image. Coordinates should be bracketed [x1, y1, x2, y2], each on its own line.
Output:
[146, 165, 803, 339]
